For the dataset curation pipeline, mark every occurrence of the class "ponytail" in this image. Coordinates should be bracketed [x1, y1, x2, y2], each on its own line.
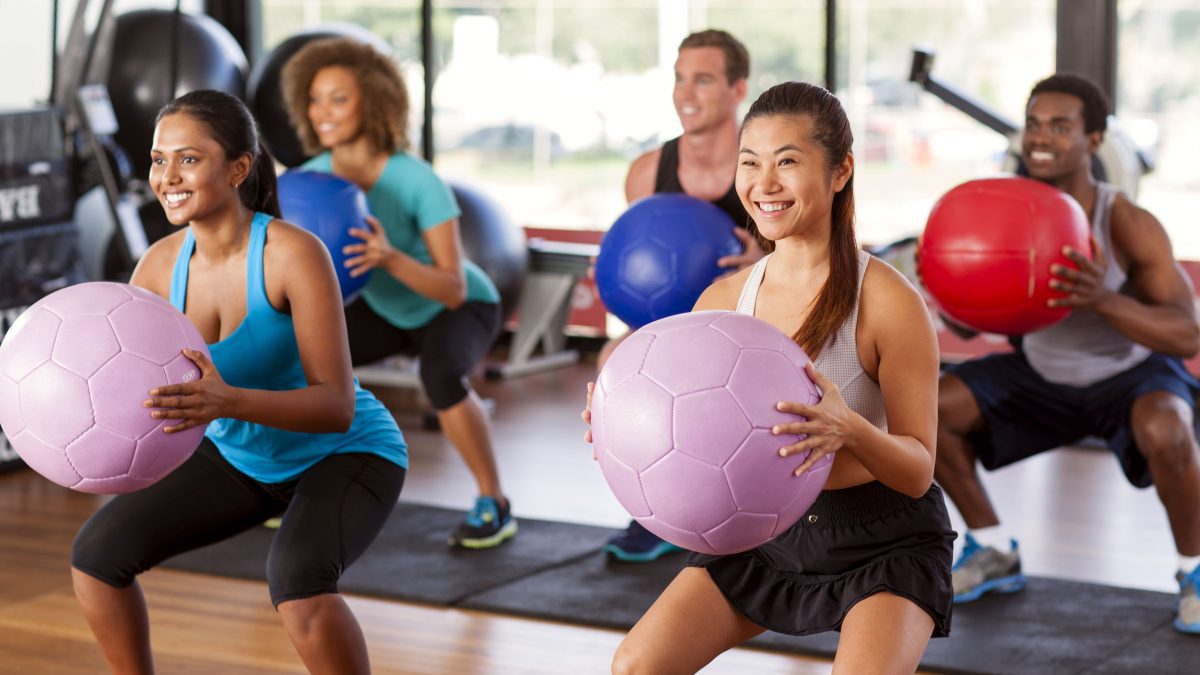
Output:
[241, 140, 280, 218]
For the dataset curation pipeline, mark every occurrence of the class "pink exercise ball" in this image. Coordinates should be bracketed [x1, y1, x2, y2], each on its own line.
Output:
[0, 282, 210, 493]
[591, 310, 832, 555]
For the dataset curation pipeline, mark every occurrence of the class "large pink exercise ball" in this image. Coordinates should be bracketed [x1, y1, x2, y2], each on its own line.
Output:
[0, 282, 210, 493]
[590, 310, 831, 555]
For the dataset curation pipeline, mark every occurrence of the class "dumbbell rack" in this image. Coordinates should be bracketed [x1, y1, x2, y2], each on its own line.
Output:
[486, 238, 599, 379]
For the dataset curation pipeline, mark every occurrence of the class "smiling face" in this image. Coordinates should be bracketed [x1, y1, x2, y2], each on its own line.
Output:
[149, 113, 249, 225]
[672, 46, 745, 135]
[1022, 91, 1100, 185]
[307, 65, 365, 149]
[736, 113, 853, 243]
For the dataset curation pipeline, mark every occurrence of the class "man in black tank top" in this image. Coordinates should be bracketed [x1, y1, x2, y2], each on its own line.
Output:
[602, 29, 761, 563]
[652, 136, 747, 227]
[935, 74, 1200, 635]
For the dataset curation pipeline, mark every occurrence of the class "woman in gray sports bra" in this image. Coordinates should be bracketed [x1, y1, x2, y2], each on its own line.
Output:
[587, 81, 954, 675]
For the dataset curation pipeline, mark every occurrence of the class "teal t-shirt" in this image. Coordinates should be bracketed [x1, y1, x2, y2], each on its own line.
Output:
[302, 152, 499, 329]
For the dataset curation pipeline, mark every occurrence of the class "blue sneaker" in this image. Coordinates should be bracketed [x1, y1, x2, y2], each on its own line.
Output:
[951, 533, 1026, 603]
[448, 496, 517, 549]
[603, 520, 682, 562]
[1175, 564, 1200, 634]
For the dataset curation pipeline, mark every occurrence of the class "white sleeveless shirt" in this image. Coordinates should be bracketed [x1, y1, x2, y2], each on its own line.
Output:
[1022, 183, 1151, 386]
[736, 249, 888, 431]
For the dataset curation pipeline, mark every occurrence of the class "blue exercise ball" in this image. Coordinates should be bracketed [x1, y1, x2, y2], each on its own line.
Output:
[594, 194, 742, 328]
[277, 171, 372, 303]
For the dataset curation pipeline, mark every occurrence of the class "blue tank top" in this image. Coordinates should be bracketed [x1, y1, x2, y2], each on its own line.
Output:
[169, 212, 407, 482]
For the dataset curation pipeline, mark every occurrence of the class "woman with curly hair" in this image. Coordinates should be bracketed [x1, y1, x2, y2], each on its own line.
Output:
[281, 37, 515, 549]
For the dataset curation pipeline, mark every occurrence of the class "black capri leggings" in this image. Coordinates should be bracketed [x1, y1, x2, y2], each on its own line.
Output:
[344, 299, 501, 410]
[72, 439, 405, 607]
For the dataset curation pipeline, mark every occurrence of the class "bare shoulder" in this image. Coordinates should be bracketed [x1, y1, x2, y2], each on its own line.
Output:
[693, 266, 750, 311]
[625, 148, 662, 203]
[1111, 192, 1168, 237]
[265, 217, 330, 262]
[860, 255, 930, 322]
[130, 228, 188, 296]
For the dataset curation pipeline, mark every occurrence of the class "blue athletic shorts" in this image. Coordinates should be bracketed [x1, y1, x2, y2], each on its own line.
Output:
[946, 352, 1200, 488]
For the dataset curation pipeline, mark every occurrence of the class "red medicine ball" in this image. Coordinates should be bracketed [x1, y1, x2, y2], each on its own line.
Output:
[917, 176, 1091, 336]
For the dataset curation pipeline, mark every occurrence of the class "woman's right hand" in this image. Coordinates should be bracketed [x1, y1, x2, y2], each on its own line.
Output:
[344, 214, 398, 278]
[582, 381, 596, 459]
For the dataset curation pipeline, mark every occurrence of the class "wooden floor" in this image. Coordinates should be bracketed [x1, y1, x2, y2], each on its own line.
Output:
[0, 354, 1180, 673]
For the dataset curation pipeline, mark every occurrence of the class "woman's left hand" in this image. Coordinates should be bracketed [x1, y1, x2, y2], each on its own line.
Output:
[143, 348, 238, 433]
[772, 363, 858, 475]
[344, 214, 397, 278]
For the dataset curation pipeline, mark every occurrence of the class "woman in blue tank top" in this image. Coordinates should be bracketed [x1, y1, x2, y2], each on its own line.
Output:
[71, 90, 406, 675]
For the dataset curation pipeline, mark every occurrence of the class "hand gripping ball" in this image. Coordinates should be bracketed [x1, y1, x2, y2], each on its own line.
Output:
[590, 310, 832, 555]
[917, 176, 1091, 335]
[595, 194, 742, 328]
[0, 282, 210, 493]
[277, 170, 373, 303]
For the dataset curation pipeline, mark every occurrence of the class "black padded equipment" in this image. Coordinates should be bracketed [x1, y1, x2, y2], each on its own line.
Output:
[246, 23, 392, 168]
[450, 182, 528, 319]
[106, 10, 247, 179]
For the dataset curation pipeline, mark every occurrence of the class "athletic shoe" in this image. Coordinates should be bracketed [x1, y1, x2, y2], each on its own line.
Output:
[603, 520, 682, 563]
[448, 496, 517, 549]
[951, 532, 1026, 603]
[1175, 564, 1200, 634]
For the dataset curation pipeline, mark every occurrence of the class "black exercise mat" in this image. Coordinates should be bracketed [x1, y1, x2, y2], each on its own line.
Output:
[165, 503, 1200, 674]
[461, 552, 1198, 675]
[162, 502, 609, 605]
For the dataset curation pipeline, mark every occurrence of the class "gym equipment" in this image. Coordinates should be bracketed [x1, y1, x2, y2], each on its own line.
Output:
[450, 181, 529, 319]
[277, 170, 372, 303]
[106, 9, 248, 180]
[918, 176, 1091, 335]
[0, 107, 86, 473]
[594, 194, 741, 329]
[247, 23, 393, 168]
[590, 310, 830, 555]
[0, 282, 210, 493]
[909, 47, 1151, 198]
[485, 238, 597, 380]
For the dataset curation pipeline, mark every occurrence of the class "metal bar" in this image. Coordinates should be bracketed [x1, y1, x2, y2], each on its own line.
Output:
[421, 0, 435, 162]
[824, 0, 836, 91]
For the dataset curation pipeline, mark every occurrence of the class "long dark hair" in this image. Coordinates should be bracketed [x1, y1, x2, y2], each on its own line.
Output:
[741, 81, 857, 358]
[155, 89, 281, 218]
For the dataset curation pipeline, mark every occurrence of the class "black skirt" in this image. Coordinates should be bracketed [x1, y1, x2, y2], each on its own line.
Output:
[687, 481, 955, 637]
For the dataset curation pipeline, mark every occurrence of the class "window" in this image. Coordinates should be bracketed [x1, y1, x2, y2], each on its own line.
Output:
[1119, 1, 1200, 259]
[834, 0, 1055, 246]
[259, 1, 1062, 246]
[0, 3, 54, 108]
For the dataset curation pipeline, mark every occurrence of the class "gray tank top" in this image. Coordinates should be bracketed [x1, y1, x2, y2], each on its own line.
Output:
[737, 249, 888, 431]
[1023, 183, 1151, 386]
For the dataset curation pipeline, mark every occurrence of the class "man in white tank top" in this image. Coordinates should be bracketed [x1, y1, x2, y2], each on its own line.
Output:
[935, 74, 1200, 634]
